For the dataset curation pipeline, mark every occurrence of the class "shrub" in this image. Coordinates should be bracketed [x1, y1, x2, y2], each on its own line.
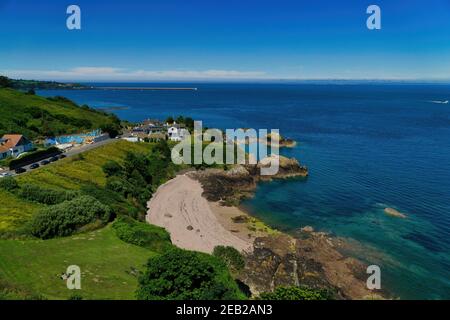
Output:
[258, 286, 332, 300]
[19, 184, 79, 205]
[136, 248, 244, 300]
[106, 176, 135, 196]
[0, 76, 12, 88]
[29, 196, 111, 239]
[112, 216, 171, 252]
[100, 122, 121, 138]
[102, 160, 123, 177]
[80, 184, 136, 218]
[0, 177, 19, 192]
[213, 246, 245, 272]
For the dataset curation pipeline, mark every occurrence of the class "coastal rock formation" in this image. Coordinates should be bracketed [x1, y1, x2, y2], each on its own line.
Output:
[265, 132, 297, 148]
[189, 168, 256, 204]
[254, 155, 308, 180]
[238, 131, 297, 148]
[189, 156, 307, 204]
[384, 207, 407, 218]
[239, 232, 383, 300]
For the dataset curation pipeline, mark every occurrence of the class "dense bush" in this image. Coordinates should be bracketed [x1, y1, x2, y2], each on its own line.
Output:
[106, 176, 135, 195]
[80, 184, 140, 219]
[0, 76, 12, 88]
[258, 286, 332, 300]
[102, 160, 123, 177]
[100, 120, 121, 138]
[19, 184, 79, 205]
[213, 246, 245, 272]
[29, 196, 111, 239]
[136, 248, 244, 300]
[112, 216, 171, 252]
[0, 177, 19, 191]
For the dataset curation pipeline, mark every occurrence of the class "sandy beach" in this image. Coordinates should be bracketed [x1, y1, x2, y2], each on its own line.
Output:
[146, 174, 254, 254]
[146, 172, 384, 299]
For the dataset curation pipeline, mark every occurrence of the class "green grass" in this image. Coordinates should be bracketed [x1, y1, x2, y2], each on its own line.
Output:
[0, 88, 115, 139]
[0, 190, 39, 232]
[0, 140, 168, 299]
[0, 224, 156, 299]
[0, 140, 151, 233]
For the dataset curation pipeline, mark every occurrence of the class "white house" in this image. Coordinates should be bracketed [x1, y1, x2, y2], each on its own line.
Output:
[167, 125, 189, 142]
[0, 134, 34, 160]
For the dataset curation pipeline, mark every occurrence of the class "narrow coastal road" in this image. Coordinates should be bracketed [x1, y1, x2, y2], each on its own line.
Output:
[1, 137, 117, 176]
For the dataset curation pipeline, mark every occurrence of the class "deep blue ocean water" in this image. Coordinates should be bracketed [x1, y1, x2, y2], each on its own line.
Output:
[38, 83, 450, 299]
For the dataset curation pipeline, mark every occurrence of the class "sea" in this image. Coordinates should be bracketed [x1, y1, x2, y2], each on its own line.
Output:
[37, 82, 450, 299]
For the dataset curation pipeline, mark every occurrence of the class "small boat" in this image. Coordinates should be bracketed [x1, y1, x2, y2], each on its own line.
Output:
[430, 100, 449, 104]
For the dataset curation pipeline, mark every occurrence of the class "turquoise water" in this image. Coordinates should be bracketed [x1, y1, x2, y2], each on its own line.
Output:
[38, 83, 450, 299]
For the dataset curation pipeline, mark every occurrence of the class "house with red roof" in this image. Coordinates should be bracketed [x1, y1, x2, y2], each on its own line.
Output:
[0, 134, 34, 160]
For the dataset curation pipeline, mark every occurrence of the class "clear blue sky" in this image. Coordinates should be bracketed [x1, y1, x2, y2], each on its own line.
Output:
[1, 0, 449, 81]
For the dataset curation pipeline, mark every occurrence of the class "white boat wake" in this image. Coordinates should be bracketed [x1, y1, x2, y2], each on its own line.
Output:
[430, 100, 449, 104]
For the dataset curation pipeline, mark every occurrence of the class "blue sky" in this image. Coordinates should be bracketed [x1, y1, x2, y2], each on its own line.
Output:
[0, 0, 449, 81]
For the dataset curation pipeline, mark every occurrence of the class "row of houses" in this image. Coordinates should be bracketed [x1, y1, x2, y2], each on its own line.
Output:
[0, 134, 34, 160]
[0, 129, 109, 160]
[131, 119, 189, 142]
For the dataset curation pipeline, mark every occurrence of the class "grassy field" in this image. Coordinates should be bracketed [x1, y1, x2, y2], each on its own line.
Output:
[0, 140, 151, 233]
[0, 225, 156, 299]
[0, 139, 166, 299]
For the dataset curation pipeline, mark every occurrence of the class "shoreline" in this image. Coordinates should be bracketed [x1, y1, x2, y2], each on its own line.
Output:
[146, 172, 385, 300]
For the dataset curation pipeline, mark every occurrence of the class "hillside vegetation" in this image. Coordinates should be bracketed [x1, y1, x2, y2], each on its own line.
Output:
[0, 88, 118, 139]
[0, 75, 87, 90]
[0, 139, 245, 300]
[0, 140, 153, 234]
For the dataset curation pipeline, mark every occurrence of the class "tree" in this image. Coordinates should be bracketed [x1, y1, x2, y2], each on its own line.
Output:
[102, 160, 123, 177]
[152, 139, 171, 160]
[165, 116, 174, 124]
[136, 248, 244, 300]
[184, 117, 194, 131]
[175, 115, 184, 124]
[0, 76, 12, 88]
[100, 122, 121, 138]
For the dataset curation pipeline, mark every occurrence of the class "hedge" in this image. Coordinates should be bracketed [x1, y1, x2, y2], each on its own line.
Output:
[9, 147, 61, 170]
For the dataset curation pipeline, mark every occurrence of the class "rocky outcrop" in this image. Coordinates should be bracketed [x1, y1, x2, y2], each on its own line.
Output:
[238, 232, 384, 300]
[254, 155, 308, 180]
[384, 207, 407, 218]
[265, 132, 297, 148]
[189, 155, 307, 205]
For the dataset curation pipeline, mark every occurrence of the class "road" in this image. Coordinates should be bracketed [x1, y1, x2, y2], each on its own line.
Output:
[0, 137, 117, 177]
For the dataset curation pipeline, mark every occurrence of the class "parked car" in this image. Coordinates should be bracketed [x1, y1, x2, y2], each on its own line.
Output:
[30, 163, 40, 169]
[15, 167, 26, 174]
[49, 157, 59, 162]
[59, 154, 67, 159]
[0, 172, 12, 178]
[40, 160, 50, 165]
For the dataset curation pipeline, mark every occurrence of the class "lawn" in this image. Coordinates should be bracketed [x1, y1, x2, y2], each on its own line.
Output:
[0, 224, 156, 300]
[0, 140, 152, 233]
